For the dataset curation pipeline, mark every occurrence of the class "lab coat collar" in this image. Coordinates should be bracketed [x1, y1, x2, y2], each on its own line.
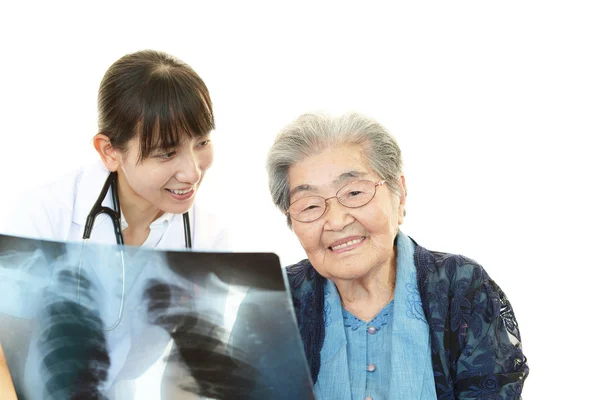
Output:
[72, 161, 112, 227]
[120, 210, 175, 231]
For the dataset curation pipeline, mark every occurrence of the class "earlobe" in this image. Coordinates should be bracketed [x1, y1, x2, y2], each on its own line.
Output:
[397, 204, 405, 225]
[93, 134, 119, 172]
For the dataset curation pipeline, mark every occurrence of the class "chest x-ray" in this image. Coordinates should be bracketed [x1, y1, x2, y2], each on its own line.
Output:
[0, 234, 314, 399]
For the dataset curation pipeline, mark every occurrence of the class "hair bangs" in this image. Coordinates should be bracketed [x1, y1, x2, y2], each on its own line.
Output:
[137, 68, 214, 161]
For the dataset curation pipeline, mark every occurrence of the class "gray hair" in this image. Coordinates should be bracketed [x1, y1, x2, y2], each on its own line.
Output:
[266, 112, 403, 227]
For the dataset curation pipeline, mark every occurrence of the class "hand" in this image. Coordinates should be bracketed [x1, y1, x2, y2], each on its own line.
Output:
[0, 343, 18, 400]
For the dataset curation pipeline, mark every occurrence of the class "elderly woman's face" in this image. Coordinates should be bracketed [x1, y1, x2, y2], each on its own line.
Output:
[288, 145, 405, 281]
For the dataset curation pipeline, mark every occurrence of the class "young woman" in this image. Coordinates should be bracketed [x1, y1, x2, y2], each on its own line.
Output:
[0, 49, 230, 398]
[3, 49, 227, 250]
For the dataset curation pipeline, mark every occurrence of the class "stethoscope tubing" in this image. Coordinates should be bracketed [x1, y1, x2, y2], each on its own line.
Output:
[79, 171, 192, 331]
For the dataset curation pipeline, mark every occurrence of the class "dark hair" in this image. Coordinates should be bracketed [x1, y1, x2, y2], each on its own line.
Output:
[97, 50, 214, 162]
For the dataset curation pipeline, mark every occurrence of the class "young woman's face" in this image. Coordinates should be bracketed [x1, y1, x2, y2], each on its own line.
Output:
[116, 134, 213, 214]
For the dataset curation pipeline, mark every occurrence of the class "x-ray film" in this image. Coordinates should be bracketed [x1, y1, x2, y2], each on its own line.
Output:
[0, 234, 315, 399]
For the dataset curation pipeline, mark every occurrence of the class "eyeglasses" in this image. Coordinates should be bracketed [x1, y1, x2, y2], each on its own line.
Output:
[286, 180, 386, 223]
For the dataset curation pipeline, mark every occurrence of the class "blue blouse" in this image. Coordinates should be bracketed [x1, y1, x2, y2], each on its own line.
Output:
[343, 299, 394, 399]
[314, 232, 437, 399]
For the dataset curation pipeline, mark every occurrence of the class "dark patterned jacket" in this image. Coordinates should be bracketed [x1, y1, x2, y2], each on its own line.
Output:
[287, 239, 529, 399]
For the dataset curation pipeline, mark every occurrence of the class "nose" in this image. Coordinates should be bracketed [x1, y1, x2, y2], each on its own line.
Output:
[322, 198, 354, 231]
[176, 151, 202, 185]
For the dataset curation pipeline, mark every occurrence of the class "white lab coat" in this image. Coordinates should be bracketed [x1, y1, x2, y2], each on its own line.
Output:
[0, 161, 234, 399]
[1, 160, 231, 251]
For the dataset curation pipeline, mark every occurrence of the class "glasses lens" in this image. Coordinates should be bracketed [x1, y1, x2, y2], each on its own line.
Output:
[289, 196, 326, 222]
[338, 180, 376, 208]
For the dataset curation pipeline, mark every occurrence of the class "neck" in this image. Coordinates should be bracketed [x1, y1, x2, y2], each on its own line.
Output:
[333, 247, 397, 322]
[116, 174, 164, 232]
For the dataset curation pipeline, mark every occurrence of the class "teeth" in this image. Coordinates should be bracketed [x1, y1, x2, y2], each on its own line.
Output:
[170, 188, 193, 195]
[331, 238, 363, 250]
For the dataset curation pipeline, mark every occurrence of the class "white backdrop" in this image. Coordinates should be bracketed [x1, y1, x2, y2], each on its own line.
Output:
[1, 1, 598, 398]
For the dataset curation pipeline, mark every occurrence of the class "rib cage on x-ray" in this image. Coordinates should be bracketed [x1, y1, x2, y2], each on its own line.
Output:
[37, 270, 111, 399]
[37, 273, 257, 399]
[0, 234, 315, 400]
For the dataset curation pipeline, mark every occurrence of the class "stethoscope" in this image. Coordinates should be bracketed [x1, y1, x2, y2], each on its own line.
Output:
[77, 171, 192, 330]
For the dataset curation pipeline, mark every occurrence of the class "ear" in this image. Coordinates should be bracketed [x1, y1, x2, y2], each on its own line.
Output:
[93, 134, 120, 172]
[397, 175, 407, 225]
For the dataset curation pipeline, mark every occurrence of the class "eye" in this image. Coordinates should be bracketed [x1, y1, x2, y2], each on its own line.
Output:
[302, 204, 322, 212]
[289, 197, 324, 217]
[156, 151, 176, 160]
[348, 190, 364, 196]
[196, 139, 211, 148]
[341, 188, 365, 198]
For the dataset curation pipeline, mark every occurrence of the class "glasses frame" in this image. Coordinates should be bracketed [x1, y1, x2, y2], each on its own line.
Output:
[286, 180, 386, 223]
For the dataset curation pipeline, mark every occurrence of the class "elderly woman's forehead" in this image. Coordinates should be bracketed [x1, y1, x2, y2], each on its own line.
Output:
[287, 145, 376, 187]
[290, 145, 368, 172]
[288, 170, 372, 196]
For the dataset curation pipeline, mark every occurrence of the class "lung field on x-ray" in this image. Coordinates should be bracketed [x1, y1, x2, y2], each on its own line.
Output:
[36, 274, 259, 399]
[144, 279, 260, 398]
[37, 270, 111, 399]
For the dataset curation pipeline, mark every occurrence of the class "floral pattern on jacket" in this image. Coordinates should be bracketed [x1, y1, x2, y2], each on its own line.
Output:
[287, 240, 529, 399]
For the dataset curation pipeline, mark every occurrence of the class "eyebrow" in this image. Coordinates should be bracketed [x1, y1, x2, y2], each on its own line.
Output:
[150, 133, 211, 152]
[333, 171, 367, 185]
[289, 170, 367, 200]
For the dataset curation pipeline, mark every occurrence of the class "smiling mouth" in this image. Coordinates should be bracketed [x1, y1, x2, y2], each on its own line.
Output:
[329, 236, 366, 251]
[167, 187, 193, 195]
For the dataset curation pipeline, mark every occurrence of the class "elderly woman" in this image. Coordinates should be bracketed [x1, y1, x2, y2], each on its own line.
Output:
[266, 113, 529, 399]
